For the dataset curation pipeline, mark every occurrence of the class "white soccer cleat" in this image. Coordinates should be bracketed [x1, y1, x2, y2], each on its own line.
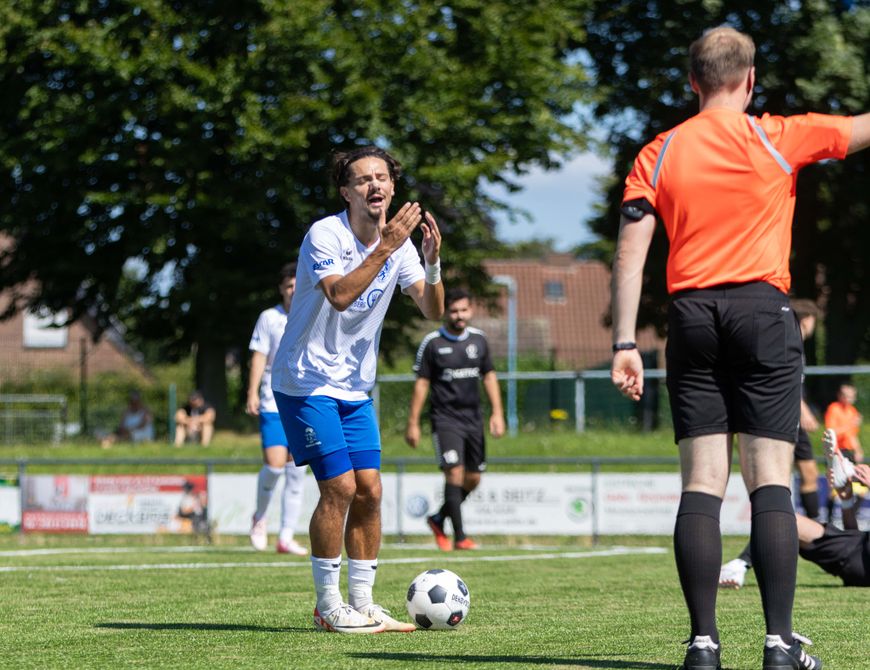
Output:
[357, 603, 416, 633]
[249, 515, 268, 551]
[823, 428, 856, 489]
[276, 538, 308, 556]
[719, 558, 748, 590]
[313, 604, 386, 634]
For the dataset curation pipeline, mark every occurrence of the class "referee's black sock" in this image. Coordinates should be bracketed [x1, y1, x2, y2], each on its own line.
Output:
[750, 485, 797, 645]
[674, 491, 722, 644]
[443, 483, 465, 541]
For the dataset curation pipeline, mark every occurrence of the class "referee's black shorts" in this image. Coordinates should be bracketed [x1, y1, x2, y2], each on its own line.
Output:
[666, 281, 803, 444]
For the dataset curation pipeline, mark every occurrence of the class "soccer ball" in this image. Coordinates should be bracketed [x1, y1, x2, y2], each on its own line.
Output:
[406, 568, 470, 630]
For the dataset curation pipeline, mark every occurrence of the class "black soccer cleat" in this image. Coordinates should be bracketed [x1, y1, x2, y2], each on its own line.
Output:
[680, 635, 721, 670]
[763, 633, 822, 670]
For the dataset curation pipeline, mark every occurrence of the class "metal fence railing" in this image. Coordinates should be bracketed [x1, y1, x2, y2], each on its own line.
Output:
[373, 365, 870, 435]
[0, 394, 68, 445]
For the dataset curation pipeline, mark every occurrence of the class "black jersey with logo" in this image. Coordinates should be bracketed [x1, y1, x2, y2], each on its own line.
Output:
[413, 326, 494, 424]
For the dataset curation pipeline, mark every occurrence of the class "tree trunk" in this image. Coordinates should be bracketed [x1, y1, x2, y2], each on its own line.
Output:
[195, 341, 229, 429]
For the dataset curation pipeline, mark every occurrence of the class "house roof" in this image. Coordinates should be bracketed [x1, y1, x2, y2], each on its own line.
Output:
[478, 256, 665, 369]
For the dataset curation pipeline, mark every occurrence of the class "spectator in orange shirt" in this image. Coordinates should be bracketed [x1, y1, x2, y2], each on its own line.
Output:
[824, 383, 863, 464]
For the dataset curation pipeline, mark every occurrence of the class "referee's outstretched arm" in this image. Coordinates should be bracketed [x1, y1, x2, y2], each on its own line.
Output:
[847, 112, 870, 154]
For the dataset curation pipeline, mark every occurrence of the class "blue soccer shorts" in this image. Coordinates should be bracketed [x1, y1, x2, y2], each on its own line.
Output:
[259, 411, 289, 449]
[274, 392, 381, 480]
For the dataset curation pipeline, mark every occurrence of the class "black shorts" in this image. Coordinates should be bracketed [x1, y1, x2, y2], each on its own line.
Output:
[432, 420, 486, 473]
[666, 282, 803, 443]
[794, 428, 814, 462]
[799, 524, 870, 587]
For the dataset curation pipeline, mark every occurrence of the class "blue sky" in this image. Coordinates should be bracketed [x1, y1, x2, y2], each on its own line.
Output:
[488, 151, 612, 251]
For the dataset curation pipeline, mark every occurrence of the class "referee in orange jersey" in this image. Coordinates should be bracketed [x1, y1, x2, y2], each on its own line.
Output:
[610, 26, 870, 670]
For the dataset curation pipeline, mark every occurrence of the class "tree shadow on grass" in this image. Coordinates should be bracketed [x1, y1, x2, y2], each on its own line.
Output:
[348, 652, 678, 669]
[95, 622, 312, 633]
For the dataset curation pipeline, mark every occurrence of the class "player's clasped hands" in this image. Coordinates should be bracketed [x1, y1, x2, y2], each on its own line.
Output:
[382, 202, 423, 250]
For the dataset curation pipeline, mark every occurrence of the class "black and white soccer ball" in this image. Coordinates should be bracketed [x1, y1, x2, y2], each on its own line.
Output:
[406, 568, 470, 630]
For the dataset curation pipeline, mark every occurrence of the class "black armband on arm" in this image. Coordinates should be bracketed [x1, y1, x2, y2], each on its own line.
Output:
[620, 198, 656, 222]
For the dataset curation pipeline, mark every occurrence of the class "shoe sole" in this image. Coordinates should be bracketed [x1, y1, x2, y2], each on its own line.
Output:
[276, 546, 308, 556]
[313, 612, 386, 634]
[378, 622, 416, 633]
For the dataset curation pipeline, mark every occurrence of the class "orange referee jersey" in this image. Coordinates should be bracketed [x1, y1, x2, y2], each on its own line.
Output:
[623, 108, 852, 294]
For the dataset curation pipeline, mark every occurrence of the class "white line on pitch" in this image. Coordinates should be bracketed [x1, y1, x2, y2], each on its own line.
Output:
[0, 546, 253, 558]
[0, 547, 665, 573]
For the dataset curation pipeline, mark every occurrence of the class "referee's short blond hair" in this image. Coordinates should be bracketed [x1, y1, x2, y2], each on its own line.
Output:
[689, 26, 755, 95]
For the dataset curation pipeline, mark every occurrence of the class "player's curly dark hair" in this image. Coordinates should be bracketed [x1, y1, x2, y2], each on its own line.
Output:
[331, 146, 402, 194]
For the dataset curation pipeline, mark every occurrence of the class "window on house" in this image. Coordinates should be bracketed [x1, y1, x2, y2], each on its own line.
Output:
[23, 308, 69, 348]
[544, 280, 565, 302]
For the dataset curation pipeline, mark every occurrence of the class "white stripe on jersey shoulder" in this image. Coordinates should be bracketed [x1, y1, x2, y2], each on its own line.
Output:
[466, 326, 487, 338]
[413, 330, 442, 371]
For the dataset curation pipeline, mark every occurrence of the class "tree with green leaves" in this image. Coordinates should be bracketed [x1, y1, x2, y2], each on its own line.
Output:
[0, 1, 591, 422]
[583, 1, 870, 373]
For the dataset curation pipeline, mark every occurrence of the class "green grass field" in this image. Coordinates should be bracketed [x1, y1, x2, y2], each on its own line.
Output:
[1, 533, 867, 669]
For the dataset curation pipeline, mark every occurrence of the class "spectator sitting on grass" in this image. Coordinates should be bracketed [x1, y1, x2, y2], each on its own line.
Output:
[174, 390, 216, 447]
[100, 391, 154, 449]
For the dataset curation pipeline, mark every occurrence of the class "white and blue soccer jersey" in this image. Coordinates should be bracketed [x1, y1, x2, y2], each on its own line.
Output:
[271, 210, 425, 401]
[248, 304, 288, 414]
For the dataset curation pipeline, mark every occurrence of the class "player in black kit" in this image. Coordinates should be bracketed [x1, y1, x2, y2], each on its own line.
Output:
[405, 288, 505, 551]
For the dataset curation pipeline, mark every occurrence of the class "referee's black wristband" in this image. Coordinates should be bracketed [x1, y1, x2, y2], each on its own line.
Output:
[612, 342, 637, 353]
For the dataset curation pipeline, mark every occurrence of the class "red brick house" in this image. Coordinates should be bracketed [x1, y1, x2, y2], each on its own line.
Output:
[478, 255, 665, 369]
[0, 289, 150, 385]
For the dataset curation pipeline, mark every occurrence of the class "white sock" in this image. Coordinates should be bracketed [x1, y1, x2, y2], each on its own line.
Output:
[347, 558, 378, 611]
[311, 555, 343, 614]
[280, 462, 307, 543]
[254, 465, 283, 522]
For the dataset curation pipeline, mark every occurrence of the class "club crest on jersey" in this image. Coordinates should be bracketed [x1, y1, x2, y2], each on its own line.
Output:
[304, 426, 321, 449]
[465, 343, 479, 359]
[367, 289, 384, 308]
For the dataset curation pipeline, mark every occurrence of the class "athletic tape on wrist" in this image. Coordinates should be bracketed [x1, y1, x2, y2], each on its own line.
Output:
[425, 260, 441, 285]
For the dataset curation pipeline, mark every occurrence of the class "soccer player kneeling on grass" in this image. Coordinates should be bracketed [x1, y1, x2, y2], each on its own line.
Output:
[271, 146, 444, 633]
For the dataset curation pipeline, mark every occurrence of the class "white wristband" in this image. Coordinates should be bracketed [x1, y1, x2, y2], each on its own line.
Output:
[840, 496, 855, 510]
[425, 259, 441, 285]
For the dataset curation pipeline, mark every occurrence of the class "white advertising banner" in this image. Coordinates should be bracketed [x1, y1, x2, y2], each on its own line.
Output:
[208, 472, 752, 537]
[395, 473, 595, 536]
[597, 473, 751, 535]
[208, 473, 318, 535]
[0, 482, 20, 531]
[88, 475, 208, 535]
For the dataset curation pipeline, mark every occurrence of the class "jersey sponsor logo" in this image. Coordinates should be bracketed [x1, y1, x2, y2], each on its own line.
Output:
[312, 258, 335, 271]
[465, 344, 478, 359]
[304, 426, 322, 449]
[342, 248, 353, 259]
[366, 289, 384, 308]
[440, 367, 480, 382]
[437, 347, 453, 354]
